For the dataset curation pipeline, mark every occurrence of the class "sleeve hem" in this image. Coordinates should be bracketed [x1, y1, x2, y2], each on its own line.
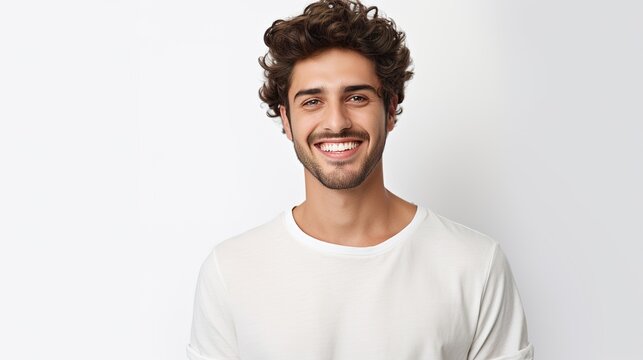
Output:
[186, 344, 215, 360]
[490, 343, 534, 360]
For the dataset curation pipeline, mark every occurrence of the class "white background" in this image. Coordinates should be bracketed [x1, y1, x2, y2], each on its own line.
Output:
[1, 0, 641, 359]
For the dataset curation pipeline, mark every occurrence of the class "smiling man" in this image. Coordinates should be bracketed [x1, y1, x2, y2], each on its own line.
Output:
[285, 49, 391, 192]
[187, 1, 533, 359]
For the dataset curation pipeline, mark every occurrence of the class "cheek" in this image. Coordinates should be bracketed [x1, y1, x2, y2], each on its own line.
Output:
[290, 115, 318, 139]
[291, 123, 314, 144]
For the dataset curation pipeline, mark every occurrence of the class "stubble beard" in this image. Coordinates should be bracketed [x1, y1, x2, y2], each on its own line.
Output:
[292, 131, 387, 190]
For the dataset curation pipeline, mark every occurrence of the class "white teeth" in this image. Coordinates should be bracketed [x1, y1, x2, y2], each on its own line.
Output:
[319, 141, 359, 152]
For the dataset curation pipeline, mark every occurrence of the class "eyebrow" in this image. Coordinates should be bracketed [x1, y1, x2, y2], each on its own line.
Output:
[293, 84, 378, 99]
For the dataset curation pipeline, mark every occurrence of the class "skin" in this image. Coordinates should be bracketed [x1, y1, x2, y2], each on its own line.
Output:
[279, 48, 417, 247]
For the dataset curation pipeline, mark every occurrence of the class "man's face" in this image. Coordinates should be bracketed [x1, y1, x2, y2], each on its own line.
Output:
[280, 48, 396, 190]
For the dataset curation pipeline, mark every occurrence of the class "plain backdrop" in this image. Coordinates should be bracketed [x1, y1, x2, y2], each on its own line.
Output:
[1, 0, 641, 359]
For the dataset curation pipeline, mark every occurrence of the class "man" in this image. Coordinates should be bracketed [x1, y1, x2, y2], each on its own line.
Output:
[188, 1, 533, 359]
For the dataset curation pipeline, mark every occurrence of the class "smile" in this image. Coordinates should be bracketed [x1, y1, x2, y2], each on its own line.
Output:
[313, 139, 363, 160]
[317, 141, 361, 152]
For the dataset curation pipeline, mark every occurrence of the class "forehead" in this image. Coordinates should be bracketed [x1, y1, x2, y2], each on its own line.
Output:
[288, 48, 380, 97]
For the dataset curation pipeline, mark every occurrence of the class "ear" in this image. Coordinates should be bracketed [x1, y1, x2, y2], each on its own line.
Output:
[386, 96, 398, 132]
[279, 105, 293, 141]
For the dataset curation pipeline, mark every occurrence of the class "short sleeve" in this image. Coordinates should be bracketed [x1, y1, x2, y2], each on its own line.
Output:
[187, 249, 240, 360]
[467, 243, 534, 360]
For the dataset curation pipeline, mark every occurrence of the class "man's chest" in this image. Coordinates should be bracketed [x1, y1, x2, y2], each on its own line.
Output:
[226, 259, 479, 360]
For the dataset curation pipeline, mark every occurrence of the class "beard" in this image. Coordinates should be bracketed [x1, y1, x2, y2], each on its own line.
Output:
[292, 129, 387, 190]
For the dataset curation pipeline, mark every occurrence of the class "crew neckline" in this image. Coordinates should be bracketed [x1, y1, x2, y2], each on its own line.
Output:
[283, 205, 428, 256]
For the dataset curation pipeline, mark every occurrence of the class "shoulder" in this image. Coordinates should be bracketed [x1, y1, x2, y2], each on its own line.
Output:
[207, 212, 290, 271]
[421, 207, 498, 251]
[413, 207, 502, 275]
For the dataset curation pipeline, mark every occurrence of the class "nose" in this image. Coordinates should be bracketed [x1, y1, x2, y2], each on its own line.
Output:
[322, 100, 352, 133]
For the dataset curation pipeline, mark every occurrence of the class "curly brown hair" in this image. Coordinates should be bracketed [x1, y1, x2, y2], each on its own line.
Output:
[258, 0, 413, 128]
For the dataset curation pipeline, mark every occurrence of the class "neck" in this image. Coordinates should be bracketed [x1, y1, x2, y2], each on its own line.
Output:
[292, 161, 416, 247]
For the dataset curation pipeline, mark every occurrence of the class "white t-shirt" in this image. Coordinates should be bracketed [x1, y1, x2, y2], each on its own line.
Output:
[187, 206, 533, 360]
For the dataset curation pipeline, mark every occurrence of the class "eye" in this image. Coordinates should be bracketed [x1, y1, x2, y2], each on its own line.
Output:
[302, 98, 321, 107]
[347, 95, 367, 104]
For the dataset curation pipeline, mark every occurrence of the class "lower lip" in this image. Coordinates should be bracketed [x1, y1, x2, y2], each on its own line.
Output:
[315, 143, 362, 160]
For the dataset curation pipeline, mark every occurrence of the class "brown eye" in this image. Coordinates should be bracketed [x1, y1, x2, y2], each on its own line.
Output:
[303, 99, 321, 107]
[348, 95, 367, 103]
